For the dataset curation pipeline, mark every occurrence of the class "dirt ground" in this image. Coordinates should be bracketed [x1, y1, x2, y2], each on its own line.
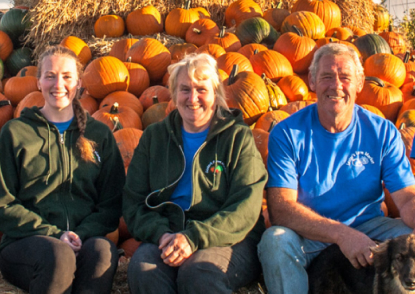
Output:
[0, 256, 268, 294]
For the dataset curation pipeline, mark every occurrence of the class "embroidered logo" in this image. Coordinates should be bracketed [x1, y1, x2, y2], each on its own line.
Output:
[205, 160, 226, 174]
[346, 151, 374, 167]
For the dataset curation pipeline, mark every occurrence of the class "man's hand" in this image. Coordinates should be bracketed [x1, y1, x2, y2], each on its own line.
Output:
[336, 230, 377, 269]
[159, 233, 193, 267]
[60, 231, 82, 253]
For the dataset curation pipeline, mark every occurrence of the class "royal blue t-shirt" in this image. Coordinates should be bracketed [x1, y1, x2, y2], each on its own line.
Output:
[51, 118, 73, 133]
[170, 127, 209, 210]
[267, 104, 415, 227]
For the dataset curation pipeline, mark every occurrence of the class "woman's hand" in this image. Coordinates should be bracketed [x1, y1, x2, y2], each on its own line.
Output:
[60, 231, 82, 254]
[159, 233, 193, 267]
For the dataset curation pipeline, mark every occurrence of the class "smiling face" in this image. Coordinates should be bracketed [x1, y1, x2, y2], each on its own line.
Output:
[309, 54, 364, 132]
[38, 55, 81, 121]
[175, 68, 216, 133]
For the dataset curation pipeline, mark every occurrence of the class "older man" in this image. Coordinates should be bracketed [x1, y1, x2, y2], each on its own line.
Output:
[258, 43, 415, 294]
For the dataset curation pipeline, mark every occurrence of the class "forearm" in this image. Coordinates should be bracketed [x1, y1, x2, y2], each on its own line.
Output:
[268, 188, 355, 245]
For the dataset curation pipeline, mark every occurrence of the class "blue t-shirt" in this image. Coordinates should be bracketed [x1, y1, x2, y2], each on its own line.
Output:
[51, 118, 73, 133]
[170, 127, 209, 210]
[411, 136, 415, 159]
[267, 104, 415, 228]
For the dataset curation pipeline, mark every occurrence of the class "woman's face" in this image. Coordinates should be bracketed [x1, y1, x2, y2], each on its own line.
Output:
[175, 68, 216, 133]
[38, 55, 81, 116]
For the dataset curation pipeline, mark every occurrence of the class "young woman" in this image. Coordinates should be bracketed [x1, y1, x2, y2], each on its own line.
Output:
[0, 45, 125, 294]
[123, 53, 267, 293]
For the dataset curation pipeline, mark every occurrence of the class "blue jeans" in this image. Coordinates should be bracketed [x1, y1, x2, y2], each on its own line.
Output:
[257, 216, 413, 294]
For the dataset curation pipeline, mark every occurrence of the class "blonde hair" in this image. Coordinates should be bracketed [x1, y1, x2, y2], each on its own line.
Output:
[168, 53, 230, 118]
[38, 45, 97, 164]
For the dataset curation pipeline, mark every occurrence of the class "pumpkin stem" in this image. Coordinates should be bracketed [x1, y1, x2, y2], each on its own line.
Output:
[390, 48, 394, 55]
[152, 96, 159, 104]
[110, 116, 123, 132]
[193, 28, 201, 34]
[365, 76, 385, 87]
[254, 49, 259, 55]
[388, 23, 393, 32]
[127, 33, 133, 39]
[329, 38, 333, 42]
[268, 120, 277, 132]
[292, 25, 303, 37]
[184, 0, 191, 10]
[0, 100, 11, 107]
[399, 122, 406, 130]
[219, 26, 226, 38]
[110, 102, 120, 114]
[228, 64, 239, 86]
[404, 51, 410, 63]
[126, 56, 132, 63]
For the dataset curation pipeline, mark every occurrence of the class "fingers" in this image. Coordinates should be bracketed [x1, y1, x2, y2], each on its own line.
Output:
[159, 233, 174, 250]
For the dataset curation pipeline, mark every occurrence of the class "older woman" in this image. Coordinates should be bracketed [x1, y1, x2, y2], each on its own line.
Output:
[123, 53, 267, 294]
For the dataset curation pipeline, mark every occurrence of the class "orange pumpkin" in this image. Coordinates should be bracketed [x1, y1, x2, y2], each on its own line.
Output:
[399, 126, 415, 176]
[124, 59, 150, 98]
[4, 75, 39, 106]
[399, 98, 415, 118]
[16, 65, 38, 77]
[277, 75, 309, 102]
[82, 56, 130, 99]
[360, 104, 385, 118]
[281, 11, 326, 40]
[195, 44, 226, 59]
[92, 102, 142, 132]
[113, 127, 143, 173]
[0, 30, 13, 61]
[224, 65, 269, 125]
[364, 53, 406, 88]
[94, 15, 125, 38]
[100, 91, 144, 118]
[216, 52, 253, 75]
[252, 128, 269, 167]
[205, 27, 242, 52]
[0, 94, 13, 130]
[127, 38, 171, 82]
[263, 2, 290, 32]
[356, 77, 403, 122]
[250, 50, 293, 83]
[291, 0, 341, 32]
[379, 24, 406, 55]
[238, 43, 268, 60]
[396, 110, 415, 129]
[141, 97, 169, 129]
[169, 43, 198, 61]
[373, 4, 390, 32]
[60, 36, 92, 67]
[254, 110, 290, 133]
[401, 82, 415, 103]
[14, 91, 44, 118]
[185, 18, 220, 47]
[119, 238, 142, 258]
[279, 100, 315, 115]
[165, 1, 201, 39]
[79, 91, 99, 115]
[325, 27, 353, 41]
[225, 0, 263, 28]
[105, 229, 119, 246]
[139, 85, 171, 111]
[126, 5, 163, 36]
[109, 38, 139, 62]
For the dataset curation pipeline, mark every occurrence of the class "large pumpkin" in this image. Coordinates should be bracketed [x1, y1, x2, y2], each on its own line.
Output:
[14, 91, 44, 118]
[195, 43, 226, 59]
[252, 128, 269, 168]
[225, 0, 263, 28]
[169, 43, 198, 62]
[60, 36, 92, 67]
[126, 5, 164, 36]
[291, 0, 341, 32]
[353, 34, 391, 62]
[379, 24, 406, 55]
[123, 59, 150, 98]
[235, 17, 279, 47]
[356, 77, 402, 122]
[224, 65, 269, 125]
[277, 75, 309, 102]
[92, 102, 142, 132]
[127, 38, 171, 82]
[185, 18, 220, 47]
[141, 97, 169, 129]
[109, 38, 139, 62]
[165, 0, 201, 39]
[205, 27, 242, 52]
[0, 8, 30, 46]
[254, 110, 290, 133]
[79, 91, 99, 115]
[364, 53, 406, 88]
[373, 4, 390, 32]
[5, 47, 32, 76]
[0, 30, 13, 61]
[100, 91, 144, 118]
[281, 11, 325, 40]
[263, 2, 290, 32]
[279, 100, 315, 115]
[250, 50, 293, 83]
[113, 127, 143, 174]
[94, 15, 125, 38]
[399, 126, 415, 175]
[82, 56, 130, 99]
[396, 110, 415, 129]
[238, 43, 268, 60]
[4, 75, 38, 106]
[401, 82, 415, 103]
[274, 26, 317, 74]
[216, 52, 253, 75]
[139, 85, 171, 111]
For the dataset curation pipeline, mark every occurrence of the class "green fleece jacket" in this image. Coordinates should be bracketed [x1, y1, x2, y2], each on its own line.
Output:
[0, 106, 125, 250]
[123, 108, 268, 252]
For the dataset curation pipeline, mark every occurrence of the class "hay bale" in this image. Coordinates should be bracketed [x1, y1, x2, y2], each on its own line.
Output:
[14, 0, 375, 62]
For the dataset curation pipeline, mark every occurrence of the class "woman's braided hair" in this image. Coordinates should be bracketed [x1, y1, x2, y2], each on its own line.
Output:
[37, 45, 97, 163]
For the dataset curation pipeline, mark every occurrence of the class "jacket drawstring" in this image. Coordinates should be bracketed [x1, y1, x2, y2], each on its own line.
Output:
[45, 123, 52, 185]
[68, 131, 74, 200]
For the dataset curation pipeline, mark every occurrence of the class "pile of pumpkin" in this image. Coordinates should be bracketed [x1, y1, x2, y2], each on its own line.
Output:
[0, 0, 414, 255]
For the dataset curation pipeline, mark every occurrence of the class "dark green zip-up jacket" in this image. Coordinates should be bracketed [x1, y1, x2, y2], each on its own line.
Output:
[0, 106, 125, 250]
[123, 108, 267, 252]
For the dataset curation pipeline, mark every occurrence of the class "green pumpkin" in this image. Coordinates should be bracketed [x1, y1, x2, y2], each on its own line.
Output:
[5, 47, 32, 76]
[235, 17, 280, 47]
[0, 9, 31, 47]
[353, 34, 391, 62]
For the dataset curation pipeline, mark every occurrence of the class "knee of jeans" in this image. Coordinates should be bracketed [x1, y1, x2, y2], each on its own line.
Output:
[177, 260, 224, 290]
[48, 241, 76, 272]
[258, 226, 301, 258]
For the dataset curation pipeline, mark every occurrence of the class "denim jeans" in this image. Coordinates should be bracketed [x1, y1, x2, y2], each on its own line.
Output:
[257, 216, 413, 294]
[0, 235, 119, 294]
[127, 237, 262, 294]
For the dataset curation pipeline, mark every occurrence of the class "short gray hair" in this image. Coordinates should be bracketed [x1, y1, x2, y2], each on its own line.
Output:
[309, 43, 364, 84]
[168, 53, 229, 118]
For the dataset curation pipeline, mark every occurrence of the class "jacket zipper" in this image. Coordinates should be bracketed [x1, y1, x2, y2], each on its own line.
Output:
[188, 141, 207, 210]
[59, 131, 71, 231]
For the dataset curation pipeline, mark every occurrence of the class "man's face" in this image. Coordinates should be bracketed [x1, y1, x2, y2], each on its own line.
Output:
[309, 54, 364, 122]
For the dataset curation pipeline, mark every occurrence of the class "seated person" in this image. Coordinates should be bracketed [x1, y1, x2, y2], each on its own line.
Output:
[123, 53, 267, 294]
[258, 43, 415, 294]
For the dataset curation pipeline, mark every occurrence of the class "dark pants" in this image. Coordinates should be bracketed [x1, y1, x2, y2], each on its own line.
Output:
[127, 237, 262, 294]
[0, 235, 119, 294]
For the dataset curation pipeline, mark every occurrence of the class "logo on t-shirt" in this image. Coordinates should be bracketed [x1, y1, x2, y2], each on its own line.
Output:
[205, 160, 226, 174]
[346, 151, 374, 167]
